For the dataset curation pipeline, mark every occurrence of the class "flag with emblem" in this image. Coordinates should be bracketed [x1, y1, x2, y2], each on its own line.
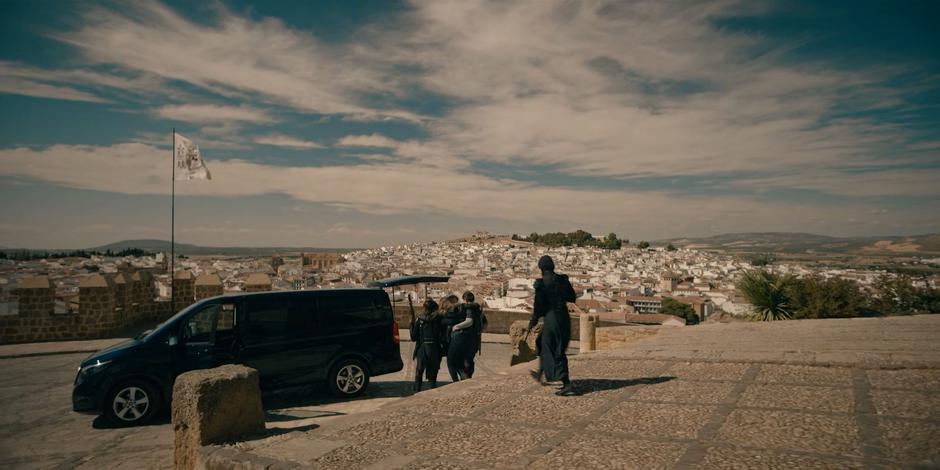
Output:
[173, 133, 211, 180]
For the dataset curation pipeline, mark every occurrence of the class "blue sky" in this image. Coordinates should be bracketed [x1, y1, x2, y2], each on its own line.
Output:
[0, 0, 938, 248]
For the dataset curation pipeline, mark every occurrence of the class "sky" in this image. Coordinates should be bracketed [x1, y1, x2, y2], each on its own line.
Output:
[0, 0, 938, 249]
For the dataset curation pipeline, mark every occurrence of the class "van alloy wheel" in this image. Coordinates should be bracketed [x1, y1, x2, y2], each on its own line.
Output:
[112, 385, 150, 422]
[335, 364, 366, 394]
[104, 380, 160, 426]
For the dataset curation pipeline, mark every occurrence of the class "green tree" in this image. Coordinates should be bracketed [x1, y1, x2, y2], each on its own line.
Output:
[749, 253, 776, 267]
[919, 287, 940, 313]
[660, 297, 698, 325]
[637, 241, 650, 249]
[737, 270, 794, 321]
[666, 243, 677, 251]
[786, 275, 866, 319]
[872, 275, 919, 315]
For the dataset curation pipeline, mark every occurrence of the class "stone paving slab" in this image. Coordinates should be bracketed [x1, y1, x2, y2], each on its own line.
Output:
[201, 316, 940, 469]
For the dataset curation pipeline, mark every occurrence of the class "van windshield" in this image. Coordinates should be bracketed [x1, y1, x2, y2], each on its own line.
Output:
[139, 301, 210, 342]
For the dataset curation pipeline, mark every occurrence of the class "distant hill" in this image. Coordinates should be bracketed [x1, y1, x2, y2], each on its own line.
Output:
[3, 240, 356, 257]
[91, 240, 355, 256]
[658, 232, 940, 255]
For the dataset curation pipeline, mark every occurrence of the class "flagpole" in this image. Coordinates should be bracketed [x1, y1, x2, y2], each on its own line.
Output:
[171, 128, 175, 312]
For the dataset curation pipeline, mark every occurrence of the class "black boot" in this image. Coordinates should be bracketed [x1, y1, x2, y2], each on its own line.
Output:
[529, 369, 545, 385]
[555, 383, 580, 396]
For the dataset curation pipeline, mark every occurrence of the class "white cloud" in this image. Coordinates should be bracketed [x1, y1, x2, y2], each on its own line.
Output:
[254, 134, 323, 149]
[56, 1, 420, 120]
[154, 104, 273, 123]
[336, 134, 401, 148]
[731, 168, 940, 197]
[1, 142, 936, 239]
[0, 61, 108, 103]
[0, 60, 179, 104]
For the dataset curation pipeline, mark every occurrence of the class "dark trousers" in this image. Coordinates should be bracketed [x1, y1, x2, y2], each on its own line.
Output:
[447, 331, 473, 381]
[414, 343, 441, 391]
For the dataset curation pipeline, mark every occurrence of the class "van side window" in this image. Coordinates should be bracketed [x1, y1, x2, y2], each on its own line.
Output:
[245, 298, 314, 342]
[319, 296, 382, 329]
[184, 305, 218, 343]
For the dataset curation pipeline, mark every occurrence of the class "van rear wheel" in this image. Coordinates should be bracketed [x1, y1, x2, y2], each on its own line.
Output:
[104, 379, 161, 426]
[328, 358, 369, 397]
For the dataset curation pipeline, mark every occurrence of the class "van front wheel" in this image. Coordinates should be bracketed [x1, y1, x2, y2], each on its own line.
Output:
[328, 358, 369, 397]
[104, 379, 161, 426]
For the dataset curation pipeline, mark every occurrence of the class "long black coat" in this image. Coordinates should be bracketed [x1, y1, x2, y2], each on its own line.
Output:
[529, 272, 577, 382]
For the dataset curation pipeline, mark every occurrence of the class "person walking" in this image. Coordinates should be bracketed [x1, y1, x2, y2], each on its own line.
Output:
[411, 299, 445, 392]
[527, 255, 579, 396]
[459, 291, 486, 378]
[441, 294, 473, 381]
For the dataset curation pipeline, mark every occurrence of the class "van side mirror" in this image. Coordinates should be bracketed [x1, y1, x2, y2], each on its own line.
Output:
[167, 335, 179, 347]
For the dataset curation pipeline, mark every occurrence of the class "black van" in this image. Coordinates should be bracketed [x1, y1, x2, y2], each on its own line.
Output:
[72, 288, 403, 426]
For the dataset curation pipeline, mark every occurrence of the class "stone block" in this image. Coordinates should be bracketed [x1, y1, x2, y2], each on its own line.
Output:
[172, 365, 265, 470]
[509, 320, 542, 366]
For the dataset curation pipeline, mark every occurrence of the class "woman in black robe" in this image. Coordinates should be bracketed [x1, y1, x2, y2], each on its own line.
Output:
[528, 255, 579, 396]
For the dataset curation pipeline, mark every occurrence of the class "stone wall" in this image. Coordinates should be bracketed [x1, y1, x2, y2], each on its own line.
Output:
[194, 273, 223, 301]
[173, 271, 195, 315]
[595, 325, 660, 351]
[0, 271, 187, 345]
[624, 313, 686, 326]
[393, 305, 600, 338]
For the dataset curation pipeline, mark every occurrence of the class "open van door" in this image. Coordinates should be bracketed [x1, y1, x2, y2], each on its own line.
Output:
[368, 275, 450, 328]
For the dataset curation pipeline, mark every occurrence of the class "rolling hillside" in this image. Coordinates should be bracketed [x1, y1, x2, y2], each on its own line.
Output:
[659, 232, 940, 255]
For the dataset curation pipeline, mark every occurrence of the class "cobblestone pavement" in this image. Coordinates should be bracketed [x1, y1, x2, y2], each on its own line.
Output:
[0, 341, 514, 469]
[207, 315, 940, 469]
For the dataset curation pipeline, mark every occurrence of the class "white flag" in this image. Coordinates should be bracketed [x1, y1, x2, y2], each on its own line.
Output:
[174, 133, 212, 181]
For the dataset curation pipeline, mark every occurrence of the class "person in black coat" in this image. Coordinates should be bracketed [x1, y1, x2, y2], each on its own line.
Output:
[459, 291, 486, 378]
[442, 293, 479, 382]
[439, 295, 470, 381]
[528, 255, 579, 396]
[411, 299, 444, 392]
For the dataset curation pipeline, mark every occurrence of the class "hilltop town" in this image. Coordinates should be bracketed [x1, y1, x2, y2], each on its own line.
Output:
[3, 232, 937, 323]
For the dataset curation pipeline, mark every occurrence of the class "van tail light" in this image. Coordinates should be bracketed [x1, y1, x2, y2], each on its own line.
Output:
[392, 320, 400, 345]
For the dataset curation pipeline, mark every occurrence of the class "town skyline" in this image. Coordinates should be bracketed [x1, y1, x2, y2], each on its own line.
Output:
[2, 0, 939, 248]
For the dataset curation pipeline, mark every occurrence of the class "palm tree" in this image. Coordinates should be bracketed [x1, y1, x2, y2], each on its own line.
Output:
[737, 270, 793, 321]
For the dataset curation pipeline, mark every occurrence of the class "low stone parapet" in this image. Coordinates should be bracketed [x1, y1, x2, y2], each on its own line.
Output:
[173, 365, 265, 470]
[596, 325, 660, 351]
[624, 313, 686, 326]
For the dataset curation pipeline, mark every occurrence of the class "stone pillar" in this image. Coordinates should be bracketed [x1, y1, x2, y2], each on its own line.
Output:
[173, 271, 195, 314]
[580, 314, 597, 353]
[79, 274, 117, 338]
[15, 276, 55, 317]
[243, 273, 271, 293]
[194, 273, 223, 300]
[509, 320, 543, 366]
[173, 365, 265, 470]
[111, 273, 128, 313]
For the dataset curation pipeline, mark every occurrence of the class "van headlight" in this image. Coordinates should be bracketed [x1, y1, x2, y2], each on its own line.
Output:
[77, 360, 111, 381]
